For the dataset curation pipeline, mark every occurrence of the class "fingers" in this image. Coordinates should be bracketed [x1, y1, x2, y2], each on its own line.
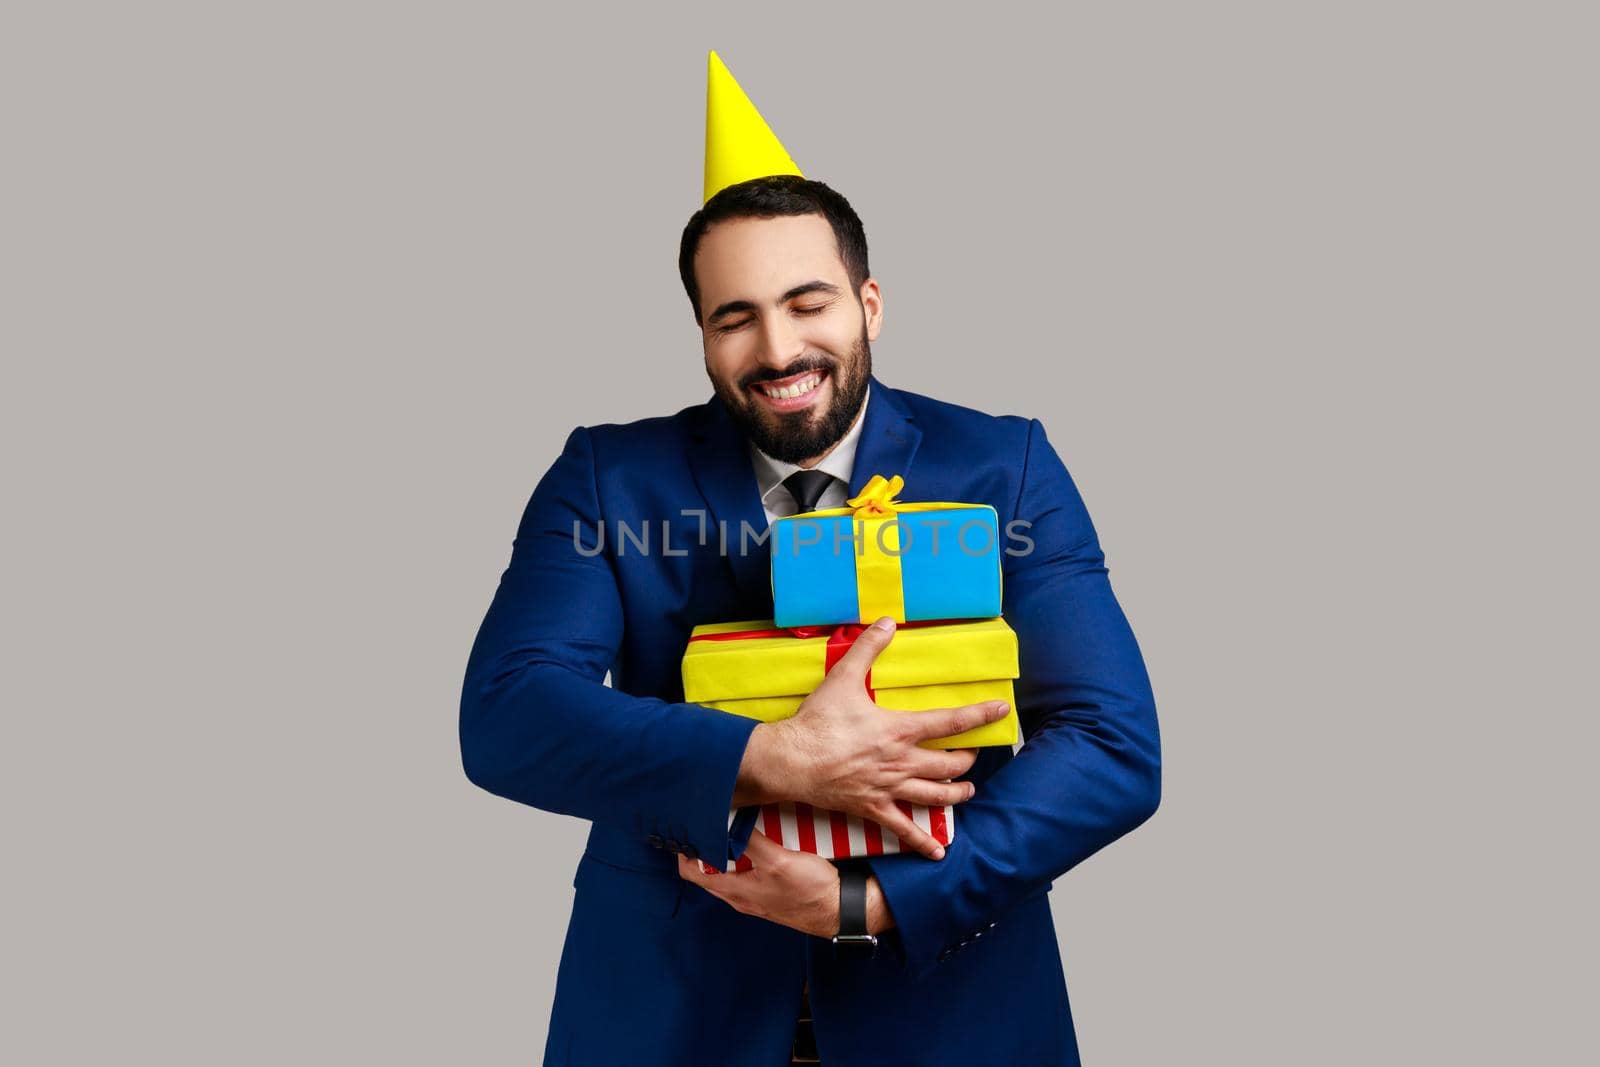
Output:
[680, 851, 750, 907]
[904, 699, 1011, 744]
[684, 833, 784, 882]
[824, 617, 898, 686]
[874, 805, 947, 861]
[678, 853, 717, 882]
[894, 777, 976, 808]
[904, 747, 979, 781]
[740, 830, 785, 863]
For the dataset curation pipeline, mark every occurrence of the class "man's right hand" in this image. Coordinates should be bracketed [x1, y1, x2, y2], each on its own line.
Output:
[732, 617, 1012, 860]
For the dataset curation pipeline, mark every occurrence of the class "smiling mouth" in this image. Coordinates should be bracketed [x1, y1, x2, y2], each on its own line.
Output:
[750, 368, 828, 405]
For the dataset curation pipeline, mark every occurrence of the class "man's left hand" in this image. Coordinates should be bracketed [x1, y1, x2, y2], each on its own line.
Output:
[677, 832, 892, 938]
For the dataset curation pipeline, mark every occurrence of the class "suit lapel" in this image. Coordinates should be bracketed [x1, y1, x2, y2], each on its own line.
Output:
[686, 395, 772, 606]
[848, 377, 922, 496]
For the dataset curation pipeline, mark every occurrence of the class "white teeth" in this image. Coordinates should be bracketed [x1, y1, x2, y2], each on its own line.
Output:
[762, 373, 821, 400]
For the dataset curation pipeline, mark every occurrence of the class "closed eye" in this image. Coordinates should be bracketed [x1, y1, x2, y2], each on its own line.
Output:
[794, 305, 827, 316]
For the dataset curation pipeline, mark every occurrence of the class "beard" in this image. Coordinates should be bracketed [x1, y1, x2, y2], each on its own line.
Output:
[707, 330, 873, 465]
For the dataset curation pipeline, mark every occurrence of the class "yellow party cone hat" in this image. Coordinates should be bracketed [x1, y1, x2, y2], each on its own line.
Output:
[703, 50, 803, 204]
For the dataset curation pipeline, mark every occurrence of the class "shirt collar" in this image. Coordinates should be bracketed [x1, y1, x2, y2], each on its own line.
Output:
[748, 384, 872, 509]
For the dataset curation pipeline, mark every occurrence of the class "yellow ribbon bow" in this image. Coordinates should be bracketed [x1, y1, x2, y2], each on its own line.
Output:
[845, 475, 907, 622]
[846, 474, 905, 518]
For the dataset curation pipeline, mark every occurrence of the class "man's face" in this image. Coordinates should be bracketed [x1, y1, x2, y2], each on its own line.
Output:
[694, 213, 883, 465]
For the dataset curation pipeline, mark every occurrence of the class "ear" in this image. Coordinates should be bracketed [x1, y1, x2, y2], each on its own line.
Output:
[858, 277, 884, 341]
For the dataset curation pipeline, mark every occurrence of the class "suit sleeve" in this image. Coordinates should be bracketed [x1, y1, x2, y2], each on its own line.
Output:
[459, 426, 762, 866]
[866, 418, 1162, 971]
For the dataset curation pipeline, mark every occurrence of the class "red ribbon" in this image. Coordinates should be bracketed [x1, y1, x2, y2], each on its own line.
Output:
[689, 620, 943, 701]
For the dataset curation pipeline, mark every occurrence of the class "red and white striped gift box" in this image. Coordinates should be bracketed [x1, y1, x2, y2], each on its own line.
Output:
[698, 800, 955, 874]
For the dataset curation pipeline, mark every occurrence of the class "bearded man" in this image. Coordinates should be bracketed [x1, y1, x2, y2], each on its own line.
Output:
[460, 54, 1161, 1067]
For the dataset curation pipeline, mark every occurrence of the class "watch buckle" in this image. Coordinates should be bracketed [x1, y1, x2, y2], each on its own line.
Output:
[831, 932, 879, 953]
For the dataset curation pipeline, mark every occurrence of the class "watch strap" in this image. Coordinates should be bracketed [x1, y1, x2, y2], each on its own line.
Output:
[833, 862, 877, 955]
[838, 865, 869, 937]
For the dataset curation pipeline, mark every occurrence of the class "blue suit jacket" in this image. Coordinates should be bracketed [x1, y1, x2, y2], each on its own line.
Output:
[461, 377, 1161, 1066]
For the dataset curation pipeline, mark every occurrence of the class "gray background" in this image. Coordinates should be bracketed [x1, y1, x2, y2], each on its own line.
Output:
[4, 2, 1594, 1063]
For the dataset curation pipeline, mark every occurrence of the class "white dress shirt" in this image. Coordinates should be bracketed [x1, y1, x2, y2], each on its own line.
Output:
[748, 385, 871, 523]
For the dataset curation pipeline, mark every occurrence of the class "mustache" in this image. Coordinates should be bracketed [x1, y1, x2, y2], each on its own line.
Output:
[739, 357, 835, 391]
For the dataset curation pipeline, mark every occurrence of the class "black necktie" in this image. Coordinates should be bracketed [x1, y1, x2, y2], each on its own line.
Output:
[782, 469, 836, 514]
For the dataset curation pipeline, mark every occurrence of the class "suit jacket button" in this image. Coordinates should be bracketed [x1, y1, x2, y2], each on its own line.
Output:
[646, 834, 665, 849]
[937, 947, 956, 962]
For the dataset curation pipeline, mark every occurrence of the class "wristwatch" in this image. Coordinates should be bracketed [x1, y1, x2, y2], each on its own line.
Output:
[832, 862, 878, 957]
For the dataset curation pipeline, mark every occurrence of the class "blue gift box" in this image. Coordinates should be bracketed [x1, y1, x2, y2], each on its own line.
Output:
[770, 503, 1003, 627]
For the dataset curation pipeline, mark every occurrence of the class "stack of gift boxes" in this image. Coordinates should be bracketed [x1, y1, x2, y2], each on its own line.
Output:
[682, 475, 1020, 873]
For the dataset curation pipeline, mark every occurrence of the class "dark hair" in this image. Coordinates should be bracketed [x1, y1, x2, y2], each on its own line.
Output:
[678, 175, 870, 323]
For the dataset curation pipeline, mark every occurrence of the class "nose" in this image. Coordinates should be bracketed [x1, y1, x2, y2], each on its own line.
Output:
[754, 312, 805, 372]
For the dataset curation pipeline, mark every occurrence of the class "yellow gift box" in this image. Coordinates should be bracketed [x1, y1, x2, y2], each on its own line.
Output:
[682, 618, 1020, 748]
